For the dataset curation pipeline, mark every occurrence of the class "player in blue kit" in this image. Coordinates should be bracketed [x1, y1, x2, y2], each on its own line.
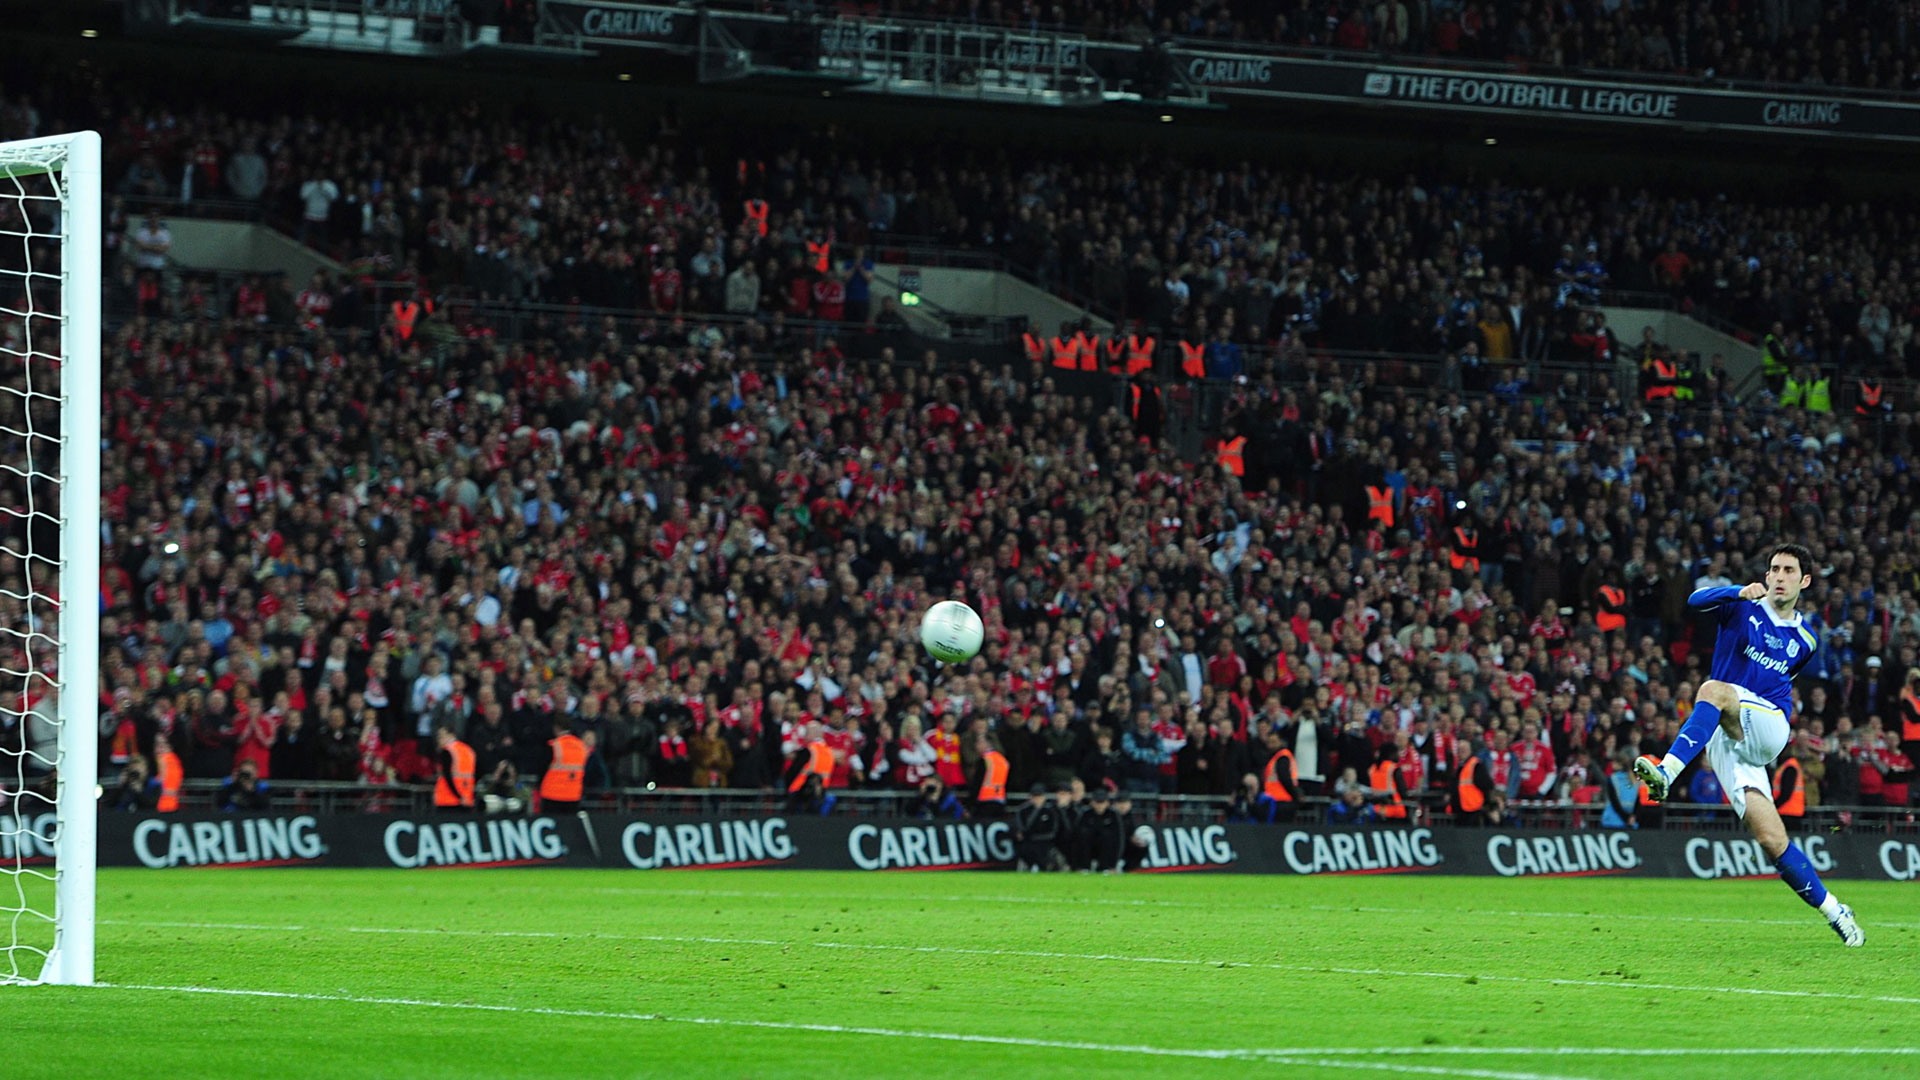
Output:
[1634, 543, 1864, 946]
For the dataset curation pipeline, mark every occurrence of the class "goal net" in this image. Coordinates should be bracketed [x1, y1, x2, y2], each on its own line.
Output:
[0, 132, 101, 987]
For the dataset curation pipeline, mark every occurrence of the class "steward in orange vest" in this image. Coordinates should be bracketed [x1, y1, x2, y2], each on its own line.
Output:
[1900, 673, 1920, 760]
[1072, 331, 1099, 372]
[1216, 434, 1247, 478]
[1449, 524, 1480, 574]
[1365, 485, 1395, 529]
[1104, 335, 1128, 374]
[390, 295, 431, 342]
[1178, 340, 1206, 378]
[1595, 584, 1627, 632]
[1259, 733, 1298, 823]
[805, 238, 831, 274]
[1124, 334, 1156, 375]
[433, 727, 477, 811]
[742, 198, 770, 237]
[976, 741, 1009, 816]
[1772, 755, 1805, 819]
[155, 737, 183, 813]
[1021, 332, 1048, 366]
[1856, 379, 1885, 416]
[1454, 748, 1491, 823]
[540, 722, 590, 810]
[1644, 357, 1678, 399]
[1050, 333, 1079, 370]
[1370, 757, 1407, 819]
[786, 729, 836, 793]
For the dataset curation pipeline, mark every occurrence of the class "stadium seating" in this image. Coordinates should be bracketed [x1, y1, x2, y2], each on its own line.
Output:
[771, 0, 1920, 95]
[18, 78, 1912, 379]
[3, 69, 1918, 820]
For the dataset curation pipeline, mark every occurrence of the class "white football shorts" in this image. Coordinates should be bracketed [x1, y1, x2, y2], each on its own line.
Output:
[1706, 684, 1790, 819]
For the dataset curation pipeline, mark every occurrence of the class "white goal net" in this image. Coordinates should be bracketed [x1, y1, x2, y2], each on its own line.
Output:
[0, 132, 101, 987]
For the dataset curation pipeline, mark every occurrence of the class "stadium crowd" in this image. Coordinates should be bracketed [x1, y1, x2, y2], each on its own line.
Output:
[11, 256, 1915, 827]
[2, 70, 1919, 832]
[4, 75, 1919, 387]
[757, 0, 1920, 95]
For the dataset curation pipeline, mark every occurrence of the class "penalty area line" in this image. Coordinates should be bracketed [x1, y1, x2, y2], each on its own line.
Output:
[88, 982, 1594, 1080]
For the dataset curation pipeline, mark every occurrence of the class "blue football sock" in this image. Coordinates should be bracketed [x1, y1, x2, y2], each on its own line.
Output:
[1773, 844, 1829, 910]
[1663, 699, 1721, 773]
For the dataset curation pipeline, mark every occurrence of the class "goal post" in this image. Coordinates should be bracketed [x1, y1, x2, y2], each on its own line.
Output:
[0, 130, 101, 987]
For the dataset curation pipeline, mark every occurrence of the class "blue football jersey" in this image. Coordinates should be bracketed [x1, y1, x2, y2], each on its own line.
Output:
[1692, 587, 1817, 717]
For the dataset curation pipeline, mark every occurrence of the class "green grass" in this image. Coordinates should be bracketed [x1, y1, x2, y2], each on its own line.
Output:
[6, 870, 1918, 1079]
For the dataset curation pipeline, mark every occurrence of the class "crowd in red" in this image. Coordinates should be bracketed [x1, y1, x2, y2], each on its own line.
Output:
[2, 67, 1919, 824]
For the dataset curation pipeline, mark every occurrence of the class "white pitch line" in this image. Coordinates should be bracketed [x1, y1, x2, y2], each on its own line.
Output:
[102, 918, 1920, 1007]
[90, 982, 1596, 1080]
[563, 885, 1920, 930]
[1261, 1049, 1920, 1057]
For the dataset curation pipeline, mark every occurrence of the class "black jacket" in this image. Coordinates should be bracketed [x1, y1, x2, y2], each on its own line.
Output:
[1013, 800, 1064, 843]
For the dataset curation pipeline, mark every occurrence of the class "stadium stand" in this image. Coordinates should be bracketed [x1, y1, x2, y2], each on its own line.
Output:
[2, 63, 1917, 826]
[6, 72, 1912, 382]
[721, 0, 1920, 95]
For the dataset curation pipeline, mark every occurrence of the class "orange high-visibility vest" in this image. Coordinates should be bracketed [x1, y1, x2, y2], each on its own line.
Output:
[539, 733, 589, 802]
[1772, 756, 1805, 818]
[1370, 760, 1407, 819]
[788, 740, 834, 792]
[743, 199, 770, 237]
[805, 240, 831, 274]
[1125, 334, 1156, 375]
[391, 299, 423, 341]
[1901, 688, 1920, 742]
[978, 749, 1009, 803]
[1178, 341, 1206, 378]
[1072, 332, 1099, 372]
[1857, 380, 1884, 415]
[1263, 747, 1296, 802]
[1022, 332, 1048, 365]
[1596, 585, 1627, 631]
[1450, 526, 1479, 572]
[434, 740, 477, 807]
[1645, 358, 1678, 399]
[1104, 336, 1127, 374]
[1457, 755, 1485, 813]
[1217, 436, 1246, 477]
[1050, 336, 1078, 369]
[1365, 485, 1394, 528]
[157, 751, 183, 812]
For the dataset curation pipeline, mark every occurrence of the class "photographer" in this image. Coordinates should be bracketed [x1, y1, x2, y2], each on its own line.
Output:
[104, 755, 156, 812]
[218, 759, 271, 813]
[911, 775, 966, 820]
[1012, 783, 1068, 872]
[1077, 787, 1125, 873]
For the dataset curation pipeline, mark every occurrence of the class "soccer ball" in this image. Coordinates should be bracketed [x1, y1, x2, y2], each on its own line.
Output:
[920, 600, 984, 664]
[1131, 825, 1154, 846]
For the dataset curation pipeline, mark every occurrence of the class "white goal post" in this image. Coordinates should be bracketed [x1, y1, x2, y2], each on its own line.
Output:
[0, 131, 101, 987]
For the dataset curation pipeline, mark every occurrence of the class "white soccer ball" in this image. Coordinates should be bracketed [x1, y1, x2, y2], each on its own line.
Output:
[1131, 825, 1154, 846]
[920, 600, 984, 664]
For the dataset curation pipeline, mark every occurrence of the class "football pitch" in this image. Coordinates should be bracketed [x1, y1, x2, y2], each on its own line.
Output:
[8, 870, 1917, 1079]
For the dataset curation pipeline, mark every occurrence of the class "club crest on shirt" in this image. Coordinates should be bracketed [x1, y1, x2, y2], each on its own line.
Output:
[1787, 641, 1799, 658]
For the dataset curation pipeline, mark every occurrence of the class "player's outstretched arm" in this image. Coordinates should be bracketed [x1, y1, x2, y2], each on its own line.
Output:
[1687, 584, 1749, 608]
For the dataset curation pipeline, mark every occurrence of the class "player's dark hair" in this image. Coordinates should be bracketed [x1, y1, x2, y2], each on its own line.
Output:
[1769, 542, 1815, 580]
